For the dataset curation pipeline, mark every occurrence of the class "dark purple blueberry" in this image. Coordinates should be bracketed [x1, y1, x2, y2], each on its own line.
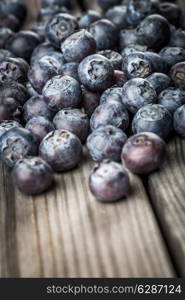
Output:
[98, 50, 123, 70]
[160, 47, 185, 68]
[39, 129, 82, 172]
[81, 87, 100, 117]
[132, 104, 173, 139]
[28, 53, 65, 94]
[145, 51, 168, 74]
[0, 80, 29, 105]
[136, 14, 171, 50]
[89, 19, 118, 50]
[79, 9, 101, 29]
[46, 13, 79, 48]
[147, 73, 171, 95]
[43, 75, 82, 112]
[180, 10, 185, 30]
[61, 29, 96, 63]
[121, 132, 166, 174]
[0, 97, 22, 121]
[0, 14, 20, 32]
[105, 5, 128, 29]
[23, 96, 54, 122]
[122, 52, 153, 79]
[89, 160, 130, 202]
[169, 29, 185, 49]
[100, 87, 123, 105]
[25, 116, 55, 144]
[0, 27, 14, 48]
[121, 44, 149, 58]
[2, 0, 27, 22]
[158, 88, 185, 114]
[53, 108, 89, 143]
[90, 101, 129, 131]
[61, 62, 79, 81]
[31, 42, 56, 64]
[170, 62, 185, 90]
[26, 81, 40, 98]
[78, 54, 114, 92]
[0, 120, 22, 138]
[158, 2, 180, 26]
[97, 0, 122, 11]
[126, 0, 158, 26]
[122, 78, 157, 114]
[12, 157, 54, 195]
[5, 31, 41, 61]
[173, 105, 185, 137]
[0, 49, 15, 61]
[113, 70, 127, 87]
[0, 57, 27, 84]
[119, 29, 142, 51]
[0, 127, 37, 168]
[87, 125, 127, 162]
[38, 4, 68, 22]
[31, 20, 46, 41]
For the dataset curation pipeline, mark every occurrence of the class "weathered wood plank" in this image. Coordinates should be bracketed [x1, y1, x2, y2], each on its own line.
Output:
[148, 137, 185, 276]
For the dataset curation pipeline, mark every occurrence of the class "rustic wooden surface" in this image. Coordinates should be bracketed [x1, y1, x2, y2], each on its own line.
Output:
[0, 0, 184, 278]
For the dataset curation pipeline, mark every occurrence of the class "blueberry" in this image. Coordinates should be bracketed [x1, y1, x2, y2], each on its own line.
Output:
[121, 44, 149, 58]
[0, 27, 14, 48]
[0, 57, 28, 84]
[31, 42, 56, 64]
[90, 101, 129, 131]
[136, 14, 171, 50]
[0, 80, 29, 105]
[122, 52, 153, 79]
[5, 31, 41, 61]
[23, 96, 54, 122]
[0, 96, 22, 121]
[87, 125, 127, 162]
[122, 78, 157, 114]
[132, 104, 173, 139]
[105, 5, 128, 29]
[121, 132, 166, 174]
[3, 0, 27, 22]
[43, 75, 82, 112]
[169, 29, 185, 49]
[0, 49, 15, 61]
[12, 157, 54, 195]
[28, 53, 65, 94]
[89, 19, 118, 50]
[174, 105, 185, 138]
[158, 2, 180, 26]
[0, 127, 37, 168]
[119, 29, 142, 51]
[61, 62, 79, 81]
[39, 129, 83, 172]
[89, 160, 130, 202]
[78, 54, 114, 92]
[81, 87, 100, 117]
[0, 14, 20, 32]
[61, 29, 96, 63]
[158, 88, 185, 114]
[113, 70, 127, 87]
[53, 108, 89, 143]
[100, 87, 123, 105]
[145, 51, 168, 74]
[0, 120, 22, 138]
[98, 50, 123, 70]
[79, 10, 101, 29]
[147, 73, 171, 95]
[170, 62, 185, 90]
[46, 13, 78, 48]
[160, 47, 185, 68]
[26, 82, 40, 98]
[38, 4, 68, 22]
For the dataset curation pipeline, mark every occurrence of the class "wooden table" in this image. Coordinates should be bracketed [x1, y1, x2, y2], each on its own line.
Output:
[0, 0, 185, 278]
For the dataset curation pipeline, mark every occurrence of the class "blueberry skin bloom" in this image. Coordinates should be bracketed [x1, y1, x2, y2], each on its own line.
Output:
[46, 13, 79, 48]
[90, 101, 129, 131]
[100, 87, 123, 105]
[159, 47, 185, 68]
[170, 62, 185, 90]
[23, 96, 54, 122]
[87, 125, 127, 162]
[147, 73, 171, 95]
[25, 116, 55, 144]
[61, 29, 96, 63]
[79, 10, 101, 29]
[89, 19, 118, 50]
[158, 88, 185, 114]
[53, 108, 89, 143]
[89, 160, 130, 202]
[0, 128, 37, 168]
[174, 105, 185, 138]
[0, 57, 28, 84]
[81, 87, 100, 117]
[121, 132, 166, 174]
[98, 50, 123, 70]
[78, 54, 114, 92]
[132, 104, 173, 140]
[43, 75, 82, 112]
[0, 120, 22, 138]
[39, 129, 83, 172]
[122, 78, 157, 114]
[122, 52, 153, 79]
[0, 80, 29, 106]
[12, 157, 54, 195]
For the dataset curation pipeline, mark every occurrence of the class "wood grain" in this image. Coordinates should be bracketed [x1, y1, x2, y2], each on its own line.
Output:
[148, 137, 185, 276]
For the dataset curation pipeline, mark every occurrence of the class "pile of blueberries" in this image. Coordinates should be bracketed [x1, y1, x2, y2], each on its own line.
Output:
[0, 0, 185, 202]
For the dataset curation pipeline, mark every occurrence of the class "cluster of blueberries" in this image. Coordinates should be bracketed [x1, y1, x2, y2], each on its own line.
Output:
[0, 0, 185, 202]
